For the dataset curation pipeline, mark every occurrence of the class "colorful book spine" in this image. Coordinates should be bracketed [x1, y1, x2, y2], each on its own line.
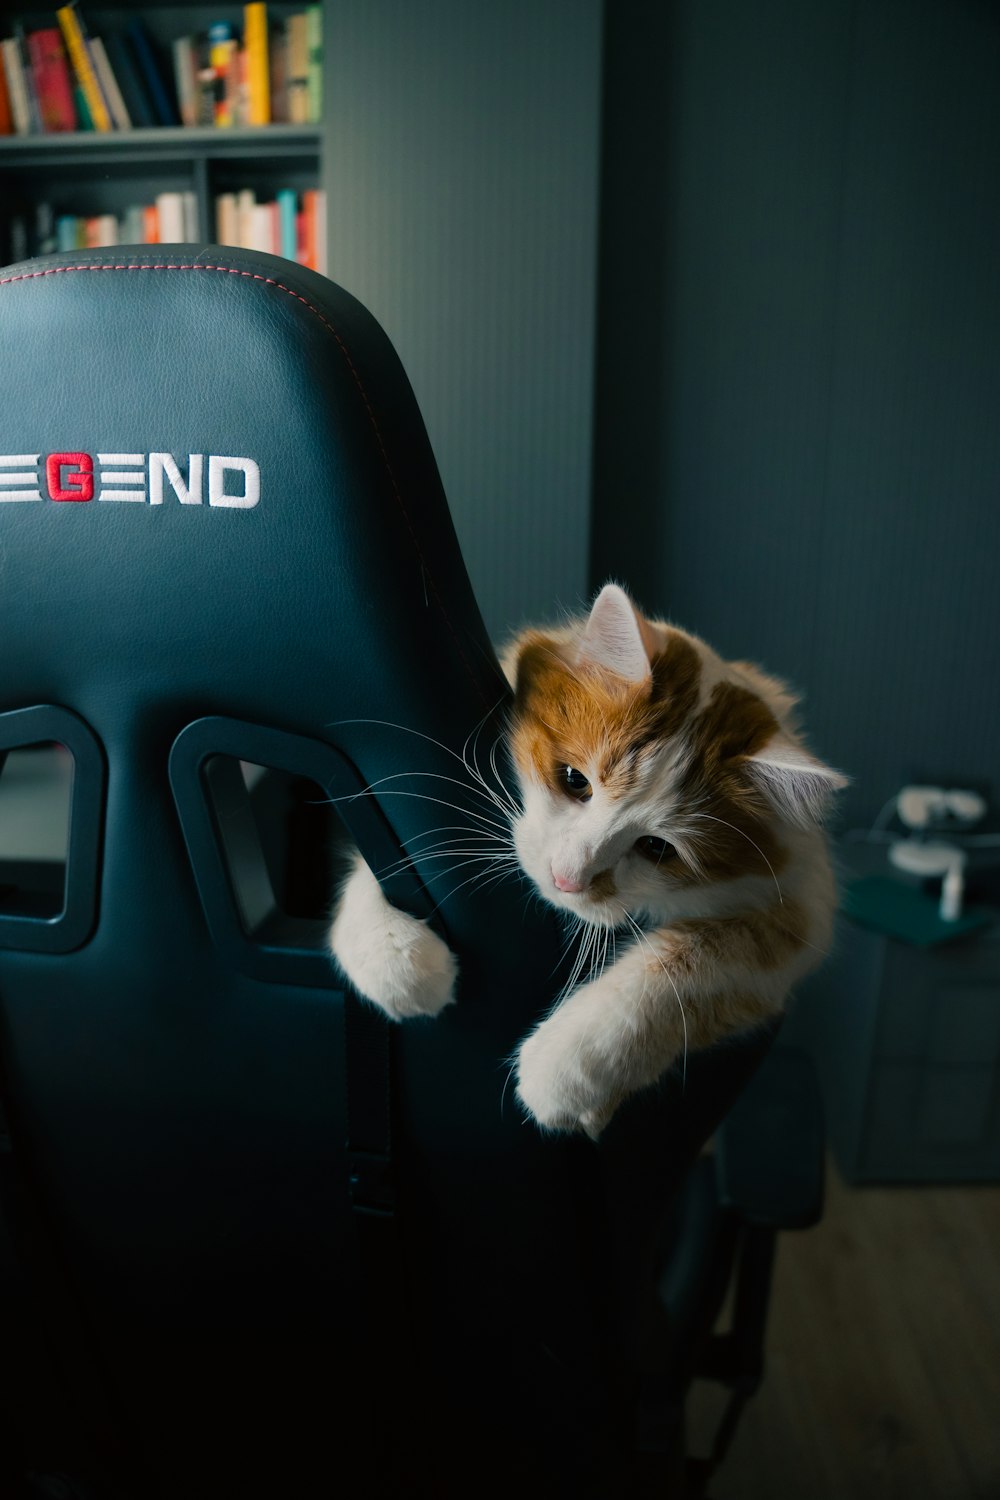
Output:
[90, 36, 131, 130]
[56, 214, 77, 252]
[56, 4, 112, 131]
[0, 50, 12, 135]
[301, 187, 318, 271]
[0, 38, 31, 135]
[27, 28, 77, 132]
[244, 3, 270, 125]
[276, 189, 297, 261]
[209, 23, 237, 127]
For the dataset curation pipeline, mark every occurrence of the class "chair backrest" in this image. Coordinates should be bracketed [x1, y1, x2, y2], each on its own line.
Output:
[0, 248, 772, 1498]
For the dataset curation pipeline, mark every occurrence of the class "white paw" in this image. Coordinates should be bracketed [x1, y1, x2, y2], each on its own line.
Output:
[515, 1007, 617, 1140]
[329, 855, 458, 1021]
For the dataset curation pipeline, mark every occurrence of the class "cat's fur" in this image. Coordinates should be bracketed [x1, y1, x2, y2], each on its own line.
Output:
[329, 583, 845, 1138]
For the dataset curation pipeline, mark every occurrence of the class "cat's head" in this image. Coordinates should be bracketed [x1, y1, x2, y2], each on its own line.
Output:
[503, 583, 846, 928]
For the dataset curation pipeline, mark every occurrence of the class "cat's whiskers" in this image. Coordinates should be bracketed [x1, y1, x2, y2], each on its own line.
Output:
[374, 841, 518, 885]
[336, 768, 511, 833]
[322, 785, 510, 836]
[560, 914, 603, 1005]
[553, 918, 586, 1005]
[462, 701, 521, 818]
[424, 851, 524, 918]
[326, 713, 518, 823]
[486, 733, 520, 817]
[499, 1056, 518, 1121]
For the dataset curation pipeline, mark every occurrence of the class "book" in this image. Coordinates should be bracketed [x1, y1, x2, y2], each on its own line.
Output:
[286, 13, 308, 125]
[27, 28, 76, 132]
[313, 187, 327, 275]
[172, 35, 198, 128]
[215, 192, 239, 245]
[305, 5, 322, 125]
[0, 38, 31, 135]
[125, 17, 180, 127]
[192, 33, 218, 127]
[182, 190, 199, 240]
[90, 36, 131, 130]
[89, 213, 118, 247]
[102, 31, 155, 129]
[247, 201, 278, 253]
[225, 39, 245, 126]
[276, 188, 297, 261]
[155, 191, 186, 242]
[236, 187, 256, 244]
[56, 214, 77, 252]
[0, 46, 12, 134]
[13, 23, 42, 134]
[244, 3, 270, 125]
[121, 205, 145, 244]
[56, 4, 112, 131]
[267, 19, 288, 124]
[300, 187, 318, 270]
[72, 81, 93, 130]
[209, 23, 237, 128]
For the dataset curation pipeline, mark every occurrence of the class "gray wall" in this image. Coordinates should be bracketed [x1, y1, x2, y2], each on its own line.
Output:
[323, 0, 602, 641]
[594, 0, 1000, 827]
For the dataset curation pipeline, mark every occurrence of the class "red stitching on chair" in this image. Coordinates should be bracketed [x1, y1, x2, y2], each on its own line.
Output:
[0, 259, 491, 707]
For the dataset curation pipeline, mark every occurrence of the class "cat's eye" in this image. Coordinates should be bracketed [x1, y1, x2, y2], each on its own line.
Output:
[635, 835, 674, 864]
[560, 766, 592, 801]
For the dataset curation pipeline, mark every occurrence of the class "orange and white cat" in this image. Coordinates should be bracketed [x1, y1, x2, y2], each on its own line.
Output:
[329, 583, 845, 1137]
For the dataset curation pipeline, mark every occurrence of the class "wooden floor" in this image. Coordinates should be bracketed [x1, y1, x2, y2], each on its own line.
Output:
[685, 1156, 1000, 1500]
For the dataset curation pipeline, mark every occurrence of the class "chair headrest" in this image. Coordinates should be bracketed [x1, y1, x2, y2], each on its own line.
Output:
[0, 246, 503, 745]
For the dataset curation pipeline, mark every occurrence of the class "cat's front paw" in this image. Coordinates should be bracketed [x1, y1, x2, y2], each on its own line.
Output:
[330, 856, 457, 1021]
[515, 1010, 617, 1141]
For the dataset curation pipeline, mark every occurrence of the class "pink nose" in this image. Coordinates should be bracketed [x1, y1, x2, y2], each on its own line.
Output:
[552, 868, 586, 893]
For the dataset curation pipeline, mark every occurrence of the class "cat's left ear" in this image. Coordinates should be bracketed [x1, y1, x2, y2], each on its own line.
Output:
[575, 583, 658, 685]
[745, 736, 849, 827]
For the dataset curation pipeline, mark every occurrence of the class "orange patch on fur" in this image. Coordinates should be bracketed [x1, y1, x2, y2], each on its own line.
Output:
[511, 629, 702, 797]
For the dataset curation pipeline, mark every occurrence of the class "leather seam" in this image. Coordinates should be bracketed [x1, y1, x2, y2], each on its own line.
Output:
[0, 259, 489, 705]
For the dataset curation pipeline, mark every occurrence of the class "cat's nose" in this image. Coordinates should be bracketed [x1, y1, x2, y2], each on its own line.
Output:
[551, 866, 586, 893]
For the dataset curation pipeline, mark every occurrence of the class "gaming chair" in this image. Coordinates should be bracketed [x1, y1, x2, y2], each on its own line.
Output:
[0, 247, 822, 1500]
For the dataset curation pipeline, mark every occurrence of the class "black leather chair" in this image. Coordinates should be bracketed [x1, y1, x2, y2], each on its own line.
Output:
[0, 246, 823, 1500]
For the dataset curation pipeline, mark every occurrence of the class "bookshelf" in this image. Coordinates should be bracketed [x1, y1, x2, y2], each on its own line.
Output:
[0, 3, 325, 270]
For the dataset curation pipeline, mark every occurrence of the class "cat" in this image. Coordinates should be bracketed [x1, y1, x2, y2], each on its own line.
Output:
[329, 582, 846, 1138]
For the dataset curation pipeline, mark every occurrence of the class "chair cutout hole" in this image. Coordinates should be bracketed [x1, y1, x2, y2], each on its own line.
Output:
[205, 757, 353, 951]
[0, 741, 73, 919]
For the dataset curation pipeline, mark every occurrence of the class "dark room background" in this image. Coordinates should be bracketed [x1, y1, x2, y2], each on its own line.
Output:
[593, 0, 1000, 830]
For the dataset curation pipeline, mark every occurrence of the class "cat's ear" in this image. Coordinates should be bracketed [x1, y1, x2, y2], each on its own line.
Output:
[575, 583, 656, 685]
[744, 736, 848, 827]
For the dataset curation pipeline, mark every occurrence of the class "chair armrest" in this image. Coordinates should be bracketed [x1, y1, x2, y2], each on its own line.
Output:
[713, 1044, 825, 1230]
